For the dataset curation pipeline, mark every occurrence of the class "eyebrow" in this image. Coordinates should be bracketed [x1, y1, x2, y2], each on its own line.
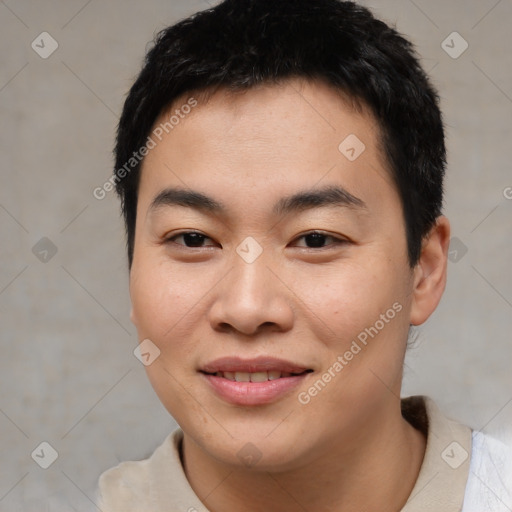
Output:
[148, 185, 367, 218]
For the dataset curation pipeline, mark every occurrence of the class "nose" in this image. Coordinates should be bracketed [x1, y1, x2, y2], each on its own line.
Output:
[207, 251, 294, 337]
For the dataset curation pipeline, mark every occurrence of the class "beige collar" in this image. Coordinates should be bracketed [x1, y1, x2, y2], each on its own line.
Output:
[401, 396, 472, 511]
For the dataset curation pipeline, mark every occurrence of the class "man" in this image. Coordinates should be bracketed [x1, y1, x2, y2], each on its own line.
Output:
[97, 1, 512, 510]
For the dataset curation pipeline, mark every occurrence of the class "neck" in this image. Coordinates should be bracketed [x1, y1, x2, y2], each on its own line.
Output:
[181, 401, 426, 512]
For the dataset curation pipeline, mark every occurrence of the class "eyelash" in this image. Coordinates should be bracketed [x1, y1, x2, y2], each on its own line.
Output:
[165, 230, 348, 250]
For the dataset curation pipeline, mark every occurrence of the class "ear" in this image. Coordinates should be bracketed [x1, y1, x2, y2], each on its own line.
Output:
[410, 216, 451, 326]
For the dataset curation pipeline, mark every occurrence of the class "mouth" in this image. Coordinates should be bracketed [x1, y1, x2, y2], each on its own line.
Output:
[200, 355, 313, 375]
[200, 369, 312, 381]
[199, 356, 314, 405]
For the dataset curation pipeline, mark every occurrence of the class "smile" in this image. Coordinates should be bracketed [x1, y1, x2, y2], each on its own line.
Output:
[203, 370, 309, 382]
[199, 357, 313, 406]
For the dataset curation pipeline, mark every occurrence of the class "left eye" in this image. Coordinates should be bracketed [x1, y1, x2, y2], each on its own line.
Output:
[292, 231, 346, 249]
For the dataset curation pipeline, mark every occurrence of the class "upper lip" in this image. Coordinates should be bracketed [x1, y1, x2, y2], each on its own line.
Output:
[200, 356, 312, 374]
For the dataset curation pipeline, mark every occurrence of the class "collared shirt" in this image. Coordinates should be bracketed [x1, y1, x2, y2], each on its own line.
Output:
[96, 396, 512, 511]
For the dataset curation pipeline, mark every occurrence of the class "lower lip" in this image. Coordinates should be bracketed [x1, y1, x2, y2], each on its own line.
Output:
[201, 373, 310, 406]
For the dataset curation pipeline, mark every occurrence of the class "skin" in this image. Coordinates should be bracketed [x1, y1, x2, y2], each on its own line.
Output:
[129, 77, 451, 512]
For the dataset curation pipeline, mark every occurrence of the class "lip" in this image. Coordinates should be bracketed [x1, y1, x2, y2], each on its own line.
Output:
[199, 356, 313, 406]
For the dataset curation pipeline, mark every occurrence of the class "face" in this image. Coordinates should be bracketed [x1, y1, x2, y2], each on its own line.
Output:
[129, 78, 421, 470]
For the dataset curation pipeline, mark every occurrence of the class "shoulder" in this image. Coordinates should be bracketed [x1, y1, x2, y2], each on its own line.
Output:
[96, 429, 182, 512]
[462, 431, 512, 512]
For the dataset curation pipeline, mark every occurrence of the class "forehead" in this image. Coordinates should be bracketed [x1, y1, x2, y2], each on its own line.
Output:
[137, 78, 398, 222]
[152, 79, 377, 160]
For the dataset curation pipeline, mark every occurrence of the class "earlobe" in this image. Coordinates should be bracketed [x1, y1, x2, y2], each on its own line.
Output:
[409, 216, 451, 326]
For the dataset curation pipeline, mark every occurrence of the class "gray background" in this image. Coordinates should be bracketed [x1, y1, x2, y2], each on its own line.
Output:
[0, 0, 511, 510]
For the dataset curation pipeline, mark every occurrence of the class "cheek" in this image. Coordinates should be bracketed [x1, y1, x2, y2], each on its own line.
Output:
[295, 261, 409, 389]
[130, 257, 195, 342]
[129, 258, 205, 414]
[297, 263, 396, 339]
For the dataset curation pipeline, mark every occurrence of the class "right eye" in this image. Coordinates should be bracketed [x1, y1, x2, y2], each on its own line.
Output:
[165, 231, 218, 248]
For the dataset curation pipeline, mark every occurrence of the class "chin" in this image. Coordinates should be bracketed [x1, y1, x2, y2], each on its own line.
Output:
[187, 418, 313, 471]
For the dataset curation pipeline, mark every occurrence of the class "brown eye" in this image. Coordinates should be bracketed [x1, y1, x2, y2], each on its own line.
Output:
[167, 231, 215, 248]
[293, 231, 347, 249]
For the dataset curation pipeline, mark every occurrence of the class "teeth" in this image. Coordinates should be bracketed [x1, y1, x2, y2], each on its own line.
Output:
[250, 372, 268, 382]
[211, 370, 304, 381]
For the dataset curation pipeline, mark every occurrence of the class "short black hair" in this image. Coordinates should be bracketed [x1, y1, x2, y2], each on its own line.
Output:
[113, 0, 446, 269]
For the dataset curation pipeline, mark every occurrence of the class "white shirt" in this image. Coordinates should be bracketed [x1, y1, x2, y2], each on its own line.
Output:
[462, 430, 512, 511]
